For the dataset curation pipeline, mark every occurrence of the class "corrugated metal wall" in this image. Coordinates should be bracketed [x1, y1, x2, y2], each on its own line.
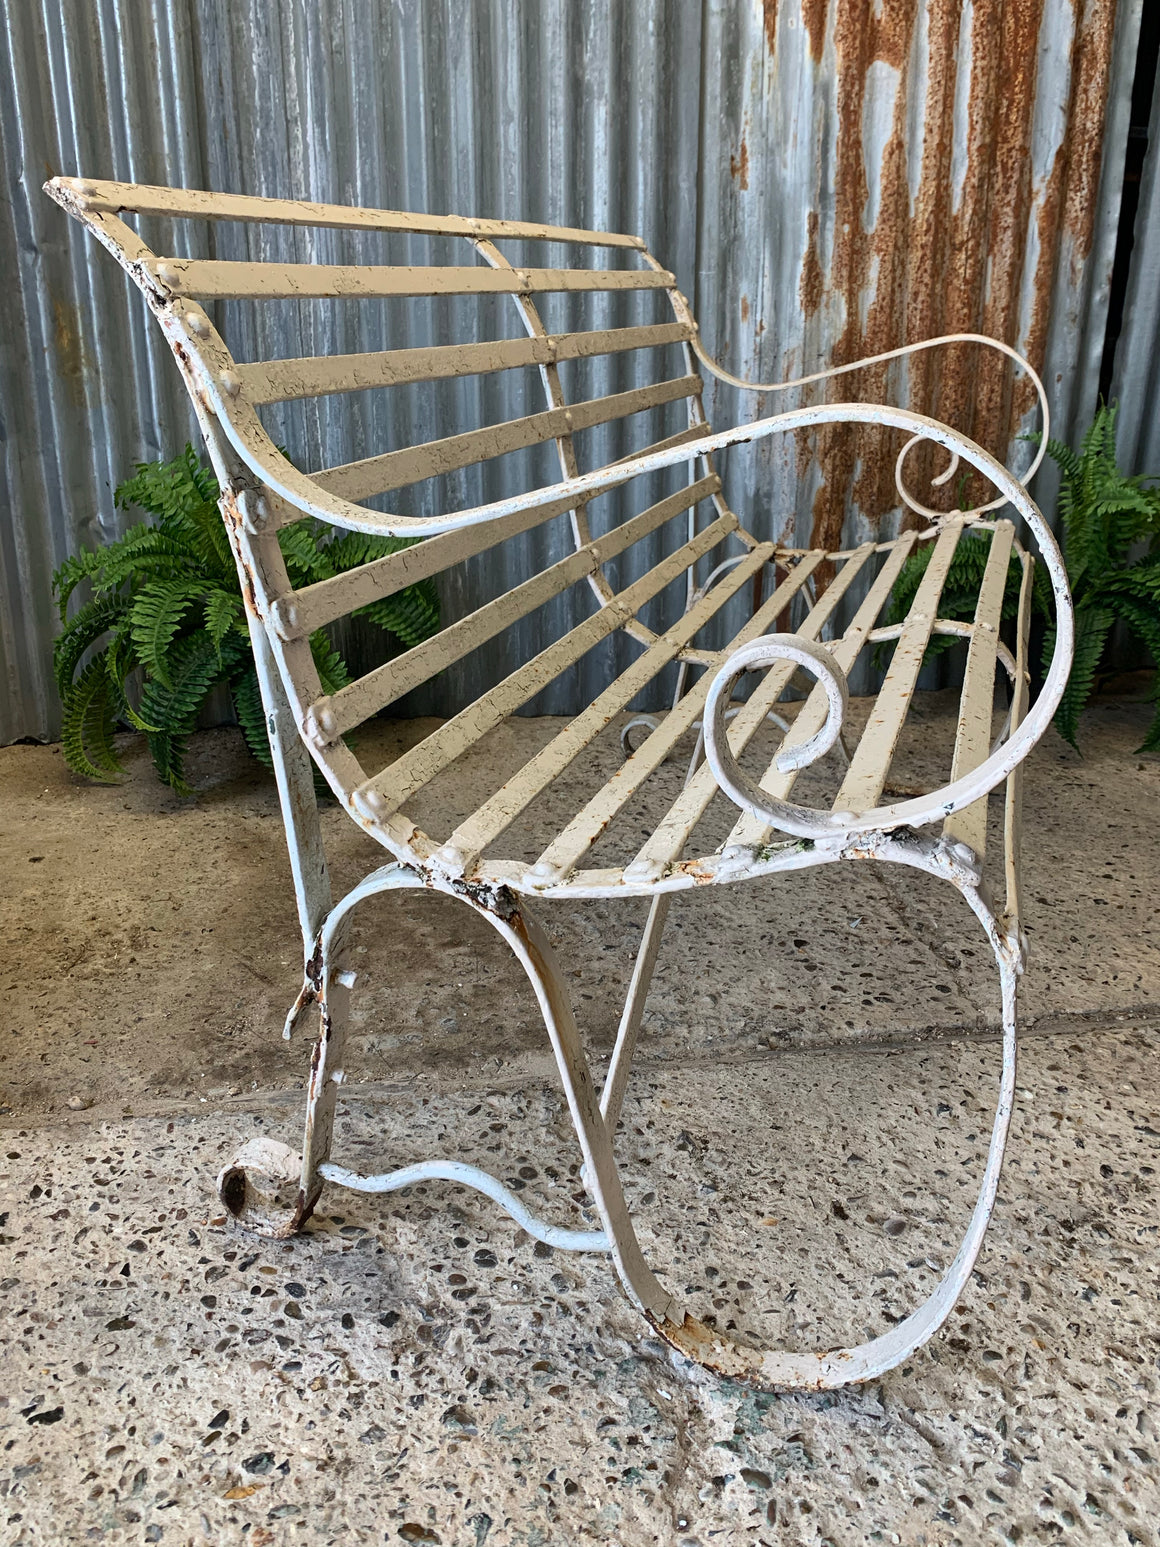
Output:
[0, 0, 1143, 740]
[1112, 49, 1160, 473]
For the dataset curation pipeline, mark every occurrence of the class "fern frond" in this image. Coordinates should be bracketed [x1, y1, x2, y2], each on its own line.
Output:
[231, 665, 274, 769]
[139, 631, 242, 793]
[129, 579, 211, 686]
[279, 520, 334, 586]
[1048, 606, 1113, 751]
[53, 547, 107, 619]
[204, 589, 244, 653]
[309, 631, 352, 696]
[105, 626, 158, 733]
[60, 657, 124, 783]
[356, 580, 441, 648]
[53, 594, 131, 694]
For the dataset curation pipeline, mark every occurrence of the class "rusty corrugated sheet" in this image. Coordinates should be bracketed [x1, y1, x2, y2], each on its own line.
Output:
[695, 0, 1141, 562]
[0, 0, 1143, 740]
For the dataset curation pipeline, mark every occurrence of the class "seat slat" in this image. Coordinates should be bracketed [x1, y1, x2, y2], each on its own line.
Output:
[532, 551, 827, 880]
[311, 376, 702, 503]
[831, 521, 965, 815]
[720, 537, 920, 849]
[69, 178, 644, 247]
[146, 258, 673, 299]
[631, 542, 880, 873]
[443, 546, 775, 871]
[315, 478, 726, 740]
[942, 520, 1016, 858]
[352, 514, 743, 820]
[1003, 549, 1035, 923]
[238, 323, 694, 403]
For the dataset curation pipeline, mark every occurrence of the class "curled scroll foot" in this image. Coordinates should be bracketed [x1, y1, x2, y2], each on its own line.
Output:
[216, 1137, 319, 1238]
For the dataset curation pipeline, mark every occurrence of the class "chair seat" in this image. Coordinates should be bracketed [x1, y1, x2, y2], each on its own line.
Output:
[347, 518, 1023, 899]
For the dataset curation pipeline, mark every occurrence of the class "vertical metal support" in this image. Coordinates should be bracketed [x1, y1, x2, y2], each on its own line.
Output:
[601, 894, 669, 1133]
[248, 621, 333, 956]
[298, 913, 354, 1208]
[1003, 550, 1035, 934]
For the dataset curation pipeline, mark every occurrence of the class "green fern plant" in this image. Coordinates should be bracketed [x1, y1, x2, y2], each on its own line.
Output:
[880, 524, 1051, 667]
[1036, 403, 1160, 751]
[881, 403, 1160, 752]
[53, 445, 439, 792]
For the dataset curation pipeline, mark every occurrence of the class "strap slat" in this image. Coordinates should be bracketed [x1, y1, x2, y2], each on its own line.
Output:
[317, 478, 725, 738]
[721, 537, 920, 848]
[942, 520, 1016, 858]
[533, 552, 827, 880]
[238, 323, 694, 403]
[1003, 549, 1035, 922]
[352, 514, 741, 819]
[442, 544, 772, 871]
[144, 258, 673, 300]
[632, 543, 880, 873]
[311, 376, 702, 502]
[64, 178, 644, 247]
[834, 520, 966, 815]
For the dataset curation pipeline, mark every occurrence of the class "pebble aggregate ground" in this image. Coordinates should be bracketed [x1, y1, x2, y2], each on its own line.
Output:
[1, 695, 1158, 1543]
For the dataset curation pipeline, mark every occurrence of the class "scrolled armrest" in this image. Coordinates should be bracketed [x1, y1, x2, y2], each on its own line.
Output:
[703, 636, 855, 841]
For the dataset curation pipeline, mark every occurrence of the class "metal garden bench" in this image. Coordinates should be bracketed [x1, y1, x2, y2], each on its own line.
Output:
[47, 176, 1073, 1390]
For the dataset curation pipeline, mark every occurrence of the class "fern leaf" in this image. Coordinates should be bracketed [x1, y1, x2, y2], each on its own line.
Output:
[104, 626, 159, 733]
[231, 665, 274, 769]
[53, 594, 131, 694]
[1048, 606, 1113, 752]
[60, 657, 124, 783]
[130, 579, 211, 687]
[53, 547, 107, 619]
[204, 589, 244, 653]
[309, 631, 352, 696]
[139, 631, 242, 793]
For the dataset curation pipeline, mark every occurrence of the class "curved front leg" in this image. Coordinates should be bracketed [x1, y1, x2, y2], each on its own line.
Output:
[644, 865, 1021, 1387]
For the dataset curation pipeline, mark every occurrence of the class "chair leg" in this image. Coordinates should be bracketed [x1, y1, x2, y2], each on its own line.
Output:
[216, 903, 355, 1238]
[630, 864, 1023, 1388]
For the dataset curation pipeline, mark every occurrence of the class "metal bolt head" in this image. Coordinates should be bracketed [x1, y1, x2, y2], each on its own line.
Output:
[186, 311, 210, 338]
[156, 263, 181, 289]
[219, 369, 242, 398]
[315, 706, 337, 740]
[71, 178, 96, 198]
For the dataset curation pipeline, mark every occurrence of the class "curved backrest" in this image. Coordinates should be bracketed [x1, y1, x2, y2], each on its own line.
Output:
[46, 178, 1073, 892]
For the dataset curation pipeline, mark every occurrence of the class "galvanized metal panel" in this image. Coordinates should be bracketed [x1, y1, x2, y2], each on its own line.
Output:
[1111, 55, 1160, 473]
[0, 0, 1141, 740]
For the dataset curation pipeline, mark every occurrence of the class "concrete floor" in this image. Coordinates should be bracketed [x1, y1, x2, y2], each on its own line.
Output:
[2, 692, 1159, 1543]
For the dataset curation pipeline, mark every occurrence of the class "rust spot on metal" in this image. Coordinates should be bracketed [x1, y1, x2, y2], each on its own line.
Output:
[50, 293, 89, 408]
[762, 0, 779, 54]
[730, 138, 750, 191]
[740, 293, 750, 325]
[799, 210, 823, 320]
[801, 0, 829, 64]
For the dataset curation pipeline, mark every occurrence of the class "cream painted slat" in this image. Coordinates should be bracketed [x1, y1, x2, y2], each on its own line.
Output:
[533, 551, 827, 879]
[725, 535, 920, 849]
[238, 323, 694, 403]
[833, 521, 966, 815]
[941, 520, 1017, 858]
[311, 377, 702, 503]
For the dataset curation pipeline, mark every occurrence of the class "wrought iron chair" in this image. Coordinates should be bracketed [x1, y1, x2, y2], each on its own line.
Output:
[46, 176, 1073, 1389]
